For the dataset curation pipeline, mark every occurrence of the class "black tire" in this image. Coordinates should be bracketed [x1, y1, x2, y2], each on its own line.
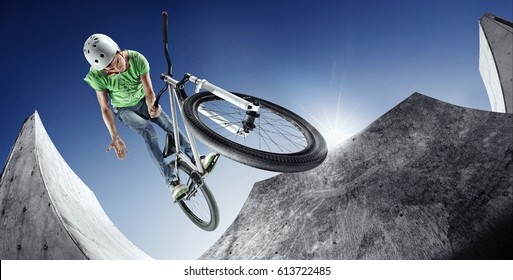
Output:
[173, 160, 219, 231]
[183, 92, 327, 172]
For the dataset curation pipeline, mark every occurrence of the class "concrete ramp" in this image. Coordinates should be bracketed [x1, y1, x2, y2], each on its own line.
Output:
[0, 112, 152, 259]
[479, 13, 513, 113]
[201, 93, 513, 260]
[2, 93, 512, 260]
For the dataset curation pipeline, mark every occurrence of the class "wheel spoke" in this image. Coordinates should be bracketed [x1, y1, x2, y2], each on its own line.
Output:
[183, 91, 327, 173]
[175, 161, 218, 231]
[197, 98, 308, 154]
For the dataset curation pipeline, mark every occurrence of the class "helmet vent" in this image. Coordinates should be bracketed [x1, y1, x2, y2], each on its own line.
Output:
[93, 44, 97, 47]
[95, 59, 99, 63]
[100, 54, 104, 58]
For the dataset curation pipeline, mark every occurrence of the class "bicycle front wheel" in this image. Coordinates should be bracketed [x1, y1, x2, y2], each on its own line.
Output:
[183, 92, 327, 172]
[173, 159, 219, 231]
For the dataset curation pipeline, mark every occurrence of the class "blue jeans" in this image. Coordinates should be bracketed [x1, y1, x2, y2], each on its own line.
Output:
[116, 99, 192, 185]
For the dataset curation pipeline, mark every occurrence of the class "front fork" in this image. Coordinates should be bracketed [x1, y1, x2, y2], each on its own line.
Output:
[160, 73, 261, 174]
[188, 74, 261, 136]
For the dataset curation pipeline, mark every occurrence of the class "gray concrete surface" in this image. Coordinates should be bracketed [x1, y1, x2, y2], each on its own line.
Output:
[479, 13, 513, 113]
[201, 93, 513, 260]
[0, 112, 152, 260]
[2, 93, 512, 260]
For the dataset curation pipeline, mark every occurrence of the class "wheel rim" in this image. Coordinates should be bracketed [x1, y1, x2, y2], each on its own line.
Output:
[194, 95, 310, 155]
[176, 162, 216, 229]
[179, 183, 212, 226]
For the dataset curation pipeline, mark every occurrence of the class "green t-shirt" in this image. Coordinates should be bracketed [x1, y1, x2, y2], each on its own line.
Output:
[84, 50, 149, 108]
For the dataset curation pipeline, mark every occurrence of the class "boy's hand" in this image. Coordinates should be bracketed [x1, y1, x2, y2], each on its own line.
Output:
[149, 104, 162, 118]
[107, 135, 129, 160]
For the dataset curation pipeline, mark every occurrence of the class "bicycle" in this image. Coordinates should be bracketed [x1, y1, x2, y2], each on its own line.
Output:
[155, 11, 327, 231]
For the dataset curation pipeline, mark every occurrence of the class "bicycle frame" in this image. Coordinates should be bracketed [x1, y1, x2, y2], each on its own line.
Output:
[153, 11, 322, 230]
[157, 11, 262, 180]
[162, 73, 260, 177]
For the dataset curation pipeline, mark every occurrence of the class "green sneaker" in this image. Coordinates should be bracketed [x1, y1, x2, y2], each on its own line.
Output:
[170, 181, 188, 201]
[200, 153, 220, 176]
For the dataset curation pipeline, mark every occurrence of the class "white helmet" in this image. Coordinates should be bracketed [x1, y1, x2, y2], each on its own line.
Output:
[83, 34, 119, 70]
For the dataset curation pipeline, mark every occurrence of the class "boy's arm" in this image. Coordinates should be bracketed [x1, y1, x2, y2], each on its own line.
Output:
[140, 72, 161, 118]
[96, 90, 129, 160]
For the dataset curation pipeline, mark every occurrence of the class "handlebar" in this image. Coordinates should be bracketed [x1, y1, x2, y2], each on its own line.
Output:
[154, 11, 173, 108]
[162, 11, 172, 77]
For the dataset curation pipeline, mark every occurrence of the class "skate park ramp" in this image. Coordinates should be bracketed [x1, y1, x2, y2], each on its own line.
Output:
[201, 93, 513, 260]
[1, 93, 512, 260]
[0, 112, 152, 260]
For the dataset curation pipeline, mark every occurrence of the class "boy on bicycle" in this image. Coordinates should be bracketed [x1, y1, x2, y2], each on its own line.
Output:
[83, 33, 218, 201]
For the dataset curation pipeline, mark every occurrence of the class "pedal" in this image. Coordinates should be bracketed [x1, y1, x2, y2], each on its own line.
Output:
[204, 153, 220, 175]
[190, 171, 204, 186]
[173, 187, 195, 203]
[163, 133, 176, 158]
[173, 194, 184, 203]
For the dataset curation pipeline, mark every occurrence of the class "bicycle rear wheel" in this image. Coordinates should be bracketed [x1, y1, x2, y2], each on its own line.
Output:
[182, 92, 327, 172]
[173, 159, 219, 231]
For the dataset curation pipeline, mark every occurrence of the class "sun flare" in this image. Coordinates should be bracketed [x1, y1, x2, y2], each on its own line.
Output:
[299, 92, 359, 149]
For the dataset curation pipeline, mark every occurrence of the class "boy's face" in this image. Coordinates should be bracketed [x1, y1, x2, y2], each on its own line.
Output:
[104, 51, 127, 73]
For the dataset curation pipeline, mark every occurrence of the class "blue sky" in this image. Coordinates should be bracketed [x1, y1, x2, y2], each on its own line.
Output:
[1, 0, 511, 259]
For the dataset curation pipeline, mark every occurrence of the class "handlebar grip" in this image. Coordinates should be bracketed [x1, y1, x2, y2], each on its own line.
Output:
[162, 11, 172, 76]
[162, 11, 168, 45]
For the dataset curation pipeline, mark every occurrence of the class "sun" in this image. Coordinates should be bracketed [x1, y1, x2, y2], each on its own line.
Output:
[299, 92, 357, 149]
[325, 128, 347, 147]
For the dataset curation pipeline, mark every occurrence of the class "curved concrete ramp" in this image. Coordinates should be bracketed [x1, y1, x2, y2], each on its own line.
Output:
[479, 13, 513, 113]
[0, 112, 152, 260]
[201, 93, 513, 260]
